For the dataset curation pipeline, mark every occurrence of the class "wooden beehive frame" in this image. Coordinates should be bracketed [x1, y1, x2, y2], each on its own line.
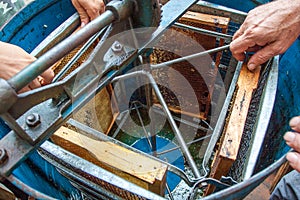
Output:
[205, 63, 261, 195]
[51, 126, 168, 195]
[151, 11, 230, 120]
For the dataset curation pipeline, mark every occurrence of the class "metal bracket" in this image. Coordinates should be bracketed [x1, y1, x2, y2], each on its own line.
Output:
[0, 28, 137, 177]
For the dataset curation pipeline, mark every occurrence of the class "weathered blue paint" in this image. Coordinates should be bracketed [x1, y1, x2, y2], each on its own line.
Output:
[207, 0, 270, 12]
[0, 0, 76, 52]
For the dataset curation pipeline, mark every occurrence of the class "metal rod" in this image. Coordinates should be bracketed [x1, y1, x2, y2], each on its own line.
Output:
[152, 106, 212, 132]
[53, 26, 108, 82]
[132, 101, 213, 132]
[144, 60, 157, 155]
[129, 102, 214, 156]
[111, 110, 130, 138]
[166, 183, 175, 200]
[174, 22, 232, 41]
[151, 44, 230, 69]
[8, 10, 115, 91]
[112, 70, 202, 178]
[133, 102, 153, 150]
[156, 134, 212, 156]
[31, 13, 80, 57]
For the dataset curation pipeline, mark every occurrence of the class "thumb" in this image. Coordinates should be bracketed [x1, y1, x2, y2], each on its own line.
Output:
[247, 43, 277, 70]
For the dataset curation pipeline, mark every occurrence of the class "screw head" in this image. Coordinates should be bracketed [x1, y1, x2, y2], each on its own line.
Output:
[26, 113, 41, 127]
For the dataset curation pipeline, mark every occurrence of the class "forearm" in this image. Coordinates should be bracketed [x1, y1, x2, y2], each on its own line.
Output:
[0, 41, 36, 80]
[0, 41, 54, 92]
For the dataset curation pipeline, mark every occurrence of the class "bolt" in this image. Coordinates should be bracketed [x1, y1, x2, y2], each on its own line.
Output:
[111, 41, 123, 53]
[26, 113, 41, 127]
[0, 148, 8, 165]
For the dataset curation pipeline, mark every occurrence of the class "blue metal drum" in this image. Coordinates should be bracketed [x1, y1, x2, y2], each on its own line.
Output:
[1, 0, 76, 52]
[0, 0, 297, 199]
[208, 0, 270, 12]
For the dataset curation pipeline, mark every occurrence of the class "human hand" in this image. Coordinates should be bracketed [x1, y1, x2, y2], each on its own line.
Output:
[0, 42, 54, 93]
[71, 0, 105, 27]
[230, 0, 300, 70]
[284, 116, 300, 173]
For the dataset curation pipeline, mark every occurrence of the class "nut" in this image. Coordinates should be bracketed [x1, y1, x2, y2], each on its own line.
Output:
[26, 113, 41, 127]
